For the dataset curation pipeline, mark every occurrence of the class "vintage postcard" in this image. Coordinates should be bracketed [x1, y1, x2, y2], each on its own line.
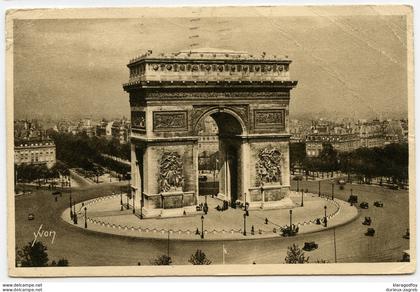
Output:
[6, 5, 415, 277]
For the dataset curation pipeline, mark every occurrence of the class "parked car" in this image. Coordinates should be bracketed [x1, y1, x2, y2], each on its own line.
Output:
[362, 216, 372, 226]
[348, 195, 358, 204]
[198, 175, 208, 182]
[27, 213, 35, 220]
[365, 228, 375, 236]
[338, 179, 346, 185]
[373, 201, 383, 207]
[389, 184, 399, 190]
[303, 241, 318, 251]
[359, 202, 369, 209]
[292, 175, 303, 181]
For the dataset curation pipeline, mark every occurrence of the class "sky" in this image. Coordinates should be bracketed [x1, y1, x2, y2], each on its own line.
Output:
[12, 9, 408, 121]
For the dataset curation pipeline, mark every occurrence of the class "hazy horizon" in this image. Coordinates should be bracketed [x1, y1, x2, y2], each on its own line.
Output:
[13, 10, 408, 121]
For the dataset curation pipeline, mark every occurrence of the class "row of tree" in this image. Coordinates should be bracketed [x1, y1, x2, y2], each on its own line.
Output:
[15, 161, 70, 184]
[151, 244, 324, 265]
[48, 131, 130, 176]
[290, 142, 408, 185]
[17, 240, 323, 266]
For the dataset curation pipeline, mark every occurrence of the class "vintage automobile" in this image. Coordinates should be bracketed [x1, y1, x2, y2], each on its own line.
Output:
[280, 224, 299, 237]
[365, 228, 375, 236]
[337, 179, 346, 185]
[198, 175, 208, 182]
[292, 175, 303, 181]
[303, 241, 319, 251]
[373, 201, 384, 207]
[359, 202, 369, 209]
[27, 213, 35, 220]
[348, 195, 358, 205]
[362, 216, 372, 226]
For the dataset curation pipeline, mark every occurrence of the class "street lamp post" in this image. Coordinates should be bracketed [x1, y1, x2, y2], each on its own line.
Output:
[69, 194, 73, 220]
[201, 215, 204, 239]
[297, 179, 299, 192]
[73, 201, 78, 225]
[318, 180, 321, 197]
[126, 192, 129, 209]
[324, 205, 327, 227]
[331, 183, 335, 200]
[73, 199, 76, 219]
[132, 193, 135, 214]
[167, 230, 170, 257]
[289, 209, 293, 229]
[243, 213, 247, 236]
[140, 192, 144, 219]
[84, 207, 87, 229]
[301, 190, 304, 207]
[120, 189, 123, 211]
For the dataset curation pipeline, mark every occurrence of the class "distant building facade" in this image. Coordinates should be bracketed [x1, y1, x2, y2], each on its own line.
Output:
[305, 122, 360, 157]
[197, 116, 219, 170]
[111, 119, 131, 144]
[14, 140, 56, 168]
[77, 118, 96, 137]
[358, 119, 386, 148]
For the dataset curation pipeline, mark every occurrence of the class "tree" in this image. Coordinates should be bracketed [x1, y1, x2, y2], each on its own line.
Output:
[17, 241, 49, 267]
[188, 250, 212, 265]
[151, 255, 172, 265]
[57, 258, 69, 266]
[284, 244, 309, 264]
[290, 142, 306, 174]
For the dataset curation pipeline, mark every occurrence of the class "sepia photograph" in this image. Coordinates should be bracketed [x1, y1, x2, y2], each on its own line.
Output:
[5, 5, 415, 276]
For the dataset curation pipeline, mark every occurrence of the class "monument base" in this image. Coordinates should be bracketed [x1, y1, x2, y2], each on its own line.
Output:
[248, 197, 296, 210]
[141, 205, 202, 218]
[246, 184, 294, 210]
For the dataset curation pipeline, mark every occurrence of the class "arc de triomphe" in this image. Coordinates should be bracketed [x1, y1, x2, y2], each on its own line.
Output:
[123, 48, 298, 218]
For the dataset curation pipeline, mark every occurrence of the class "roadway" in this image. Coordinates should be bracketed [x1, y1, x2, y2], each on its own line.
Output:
[14, 179, 409, 266]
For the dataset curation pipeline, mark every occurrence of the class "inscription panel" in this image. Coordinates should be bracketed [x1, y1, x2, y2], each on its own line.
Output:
[153, 111, 188, 132]
[254, 109, 285, 130]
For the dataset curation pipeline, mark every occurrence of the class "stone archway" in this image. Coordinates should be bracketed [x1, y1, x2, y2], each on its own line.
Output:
[124, 48, 298, 218]
[195, 108, 245, 204]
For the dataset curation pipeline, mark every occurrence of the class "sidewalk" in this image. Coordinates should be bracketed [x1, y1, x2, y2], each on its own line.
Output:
[62, 192, 358, 241]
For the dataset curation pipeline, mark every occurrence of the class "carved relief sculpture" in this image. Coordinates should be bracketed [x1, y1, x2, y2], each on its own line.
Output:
[158, 152, 184, 192]
[256, 146, 282, 185]
[131, 111, 146, 129]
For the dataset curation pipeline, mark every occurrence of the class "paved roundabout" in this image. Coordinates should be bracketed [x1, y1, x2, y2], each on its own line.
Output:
[15, 180, 410, 265]
[61, 191, 358, 241]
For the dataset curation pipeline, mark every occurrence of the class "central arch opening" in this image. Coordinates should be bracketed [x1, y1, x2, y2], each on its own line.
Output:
[197, 110, 244, 205]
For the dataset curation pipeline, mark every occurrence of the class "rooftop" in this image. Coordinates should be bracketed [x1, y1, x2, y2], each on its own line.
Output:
[128, 48, 290, 65]
[124, 48, 295, 87]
